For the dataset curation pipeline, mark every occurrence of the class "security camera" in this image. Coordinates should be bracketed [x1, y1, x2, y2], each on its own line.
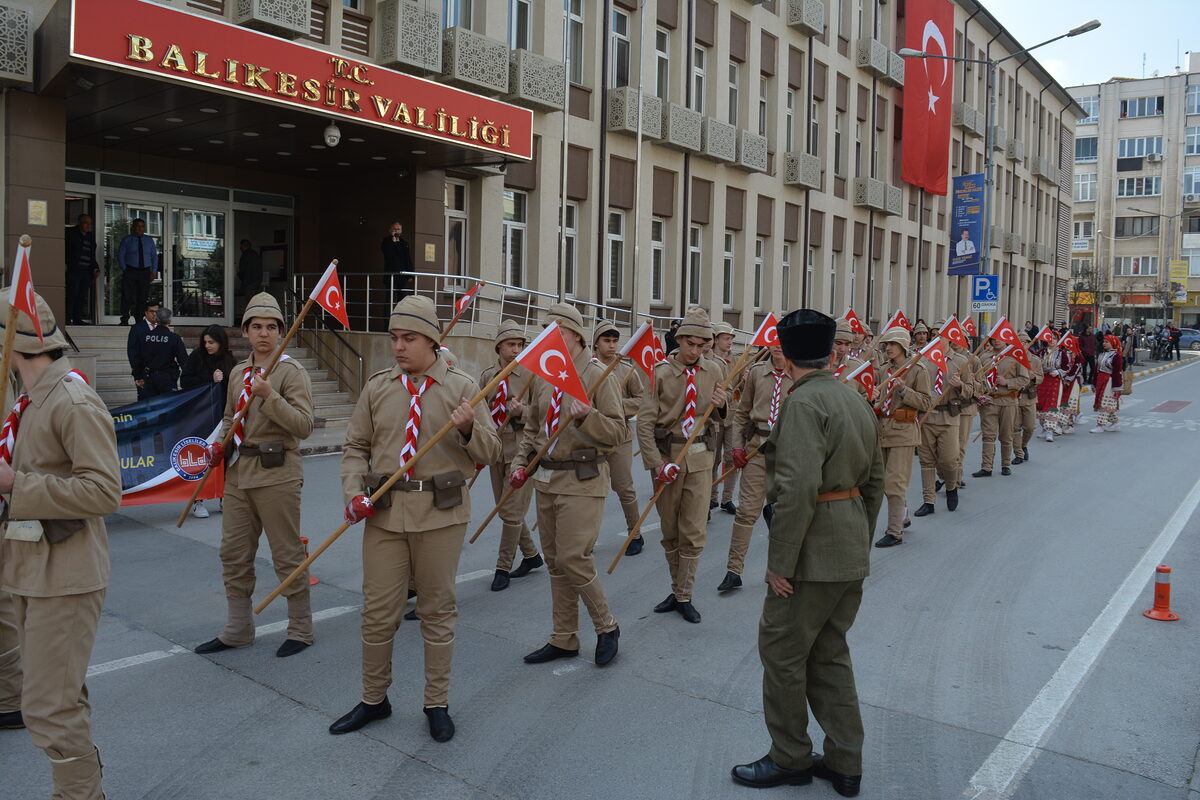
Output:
[323, 122, 341, 148]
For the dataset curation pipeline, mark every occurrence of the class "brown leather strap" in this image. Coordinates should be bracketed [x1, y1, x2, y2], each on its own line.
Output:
[815, 487, 862, 503]
[541, 453, 611, 471]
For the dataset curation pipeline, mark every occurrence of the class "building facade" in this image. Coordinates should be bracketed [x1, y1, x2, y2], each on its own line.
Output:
[1, 0, 1078, 342]
[1068, 54, 1200, 329]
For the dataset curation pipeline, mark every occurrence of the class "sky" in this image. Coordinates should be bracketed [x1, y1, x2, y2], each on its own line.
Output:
[983, 0, 1196, 89]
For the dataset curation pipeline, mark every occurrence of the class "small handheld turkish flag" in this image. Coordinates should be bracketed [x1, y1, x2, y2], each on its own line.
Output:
[962, 316, 978, 338]
[885, 310, 912, 332]
[9, 242, 42, 344]
[1002, 343, 1033, 370]
[1058, 332, 1081, 355]
[939, 316, 970, 349]
[516, 322, 590, 405]
[843, 307, 868, 336]
[986, 317, 1022, 348]
[751, 312, 780, 347]
[622, 322, 660, 381]
[454, 281, 484, 315]
[843, 360, 876, 401]
[920, 338, 949, 373]
[1034, 325, 1058, 344]
[309, 261, 350, 329]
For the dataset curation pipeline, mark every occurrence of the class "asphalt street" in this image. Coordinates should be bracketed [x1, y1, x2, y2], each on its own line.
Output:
[4, 357, 1200, 800]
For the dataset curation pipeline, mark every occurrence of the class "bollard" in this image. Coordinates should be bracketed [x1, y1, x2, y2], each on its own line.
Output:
[1142, 565, 1178, 621]
[300, 537, 320, 587]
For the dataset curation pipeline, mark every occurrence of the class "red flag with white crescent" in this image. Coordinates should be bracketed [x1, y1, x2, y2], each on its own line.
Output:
[1058, 332, 1081, 355]
[621, 321, 659, 380]
[751, 312, 780, 348]
[515, 322, 589, 405]
[454, 281, 484, 314]
[9, 243, 42, 343]
[901, 0, 955, 195]
[843, 307, 867, 336]
[1034, 325, 1057, 344]
[920, 338, 949, 373]
[1002, 343, 1032, 370]
[986, 317, 1022, 348]
[939, 316, 970, 349]
[308, 261, 350, 329]
[885, 310, 912, 332]
[844, 360, 876, 401]
[962, 315, 978, 337]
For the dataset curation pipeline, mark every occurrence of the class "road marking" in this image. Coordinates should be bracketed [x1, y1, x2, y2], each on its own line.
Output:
[1149, 401, 1190, 413]
[964, 471, 1200, 800]
[455, 569, 493, 584]
[615, 521, 660, 540]
[553, 663, 580, 676]
[254, 604, 359, 636]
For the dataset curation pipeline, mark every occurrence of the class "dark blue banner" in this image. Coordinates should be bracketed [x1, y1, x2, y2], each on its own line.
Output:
[949, 173, 985, 276]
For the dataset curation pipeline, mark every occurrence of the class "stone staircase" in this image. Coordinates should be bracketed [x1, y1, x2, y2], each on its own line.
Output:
[64, 325, 355, 436]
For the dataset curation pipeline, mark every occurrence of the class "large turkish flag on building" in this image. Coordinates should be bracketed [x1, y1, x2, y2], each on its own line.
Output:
[901, 0, 955, 195]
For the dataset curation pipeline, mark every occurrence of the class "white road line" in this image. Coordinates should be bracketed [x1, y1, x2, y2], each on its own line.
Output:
[552, 663, 580, 677]
[615, 521, 660, 540]
[254, 604, 359, 636]
[455, 569, 493, 584]
[963, 472, 1200, 800]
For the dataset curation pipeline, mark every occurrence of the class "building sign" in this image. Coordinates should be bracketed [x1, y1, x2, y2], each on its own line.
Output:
[1072, 238, 1092, 252]
[69, 0, 534, 160]
[1119, 294, 1153, 306]
[948, 173, 984, 276]
[1170, 259, 1189, 304]
[1069, 292, 1096, 306]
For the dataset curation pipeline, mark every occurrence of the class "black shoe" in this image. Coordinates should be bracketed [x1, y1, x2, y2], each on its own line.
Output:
[194, 637, 235, 654]
[720, 501, 737, 515]
[404, 609, 418, 621]
[812, 755, 862, 797]
[407, 588, 416, 599]
[329, 698, 391, 734]
[653, 593, 678, 613]
[276, 639, 310, 658]
[972, 469, 992, 478]
[946, 489, 959, 512]
[959, 480, 967, 489]
[1001, 467, 1012, 476]
[595, 627, 619, 666]
[763, 504, 775, 523]
[1023, 449, 1030, 461]
[874, 533, 903, 548]
[1012, 456, 1024, 465]
[730, 755, 813, 788]
[903, 518, 912, 529]
[523, 643, 580, 664]
[0, 710, 24, 729]
[509, 553, 543, 578]
[490, 570, 510, 592]
[423, 706, 455, 742]
[676, 601, 701, 624]
[935, 480, 944, 492]
[625, 535, 644, 556]
[710, 500, 719, 510]
[717, 571, 743, 593]
[913, 503, 935, 517]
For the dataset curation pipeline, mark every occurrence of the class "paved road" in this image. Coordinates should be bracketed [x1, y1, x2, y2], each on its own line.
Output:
[5, 358, 1200, 799]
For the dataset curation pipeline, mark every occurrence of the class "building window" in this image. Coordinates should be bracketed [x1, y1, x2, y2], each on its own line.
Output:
[655, 29, 670, 100]
[785, 90, 796, 151]
[828, 253, 838, 314]
[722, 232, 735, 307]
[1188, 127, 1200, 156]
[1072, 219, 1094, 239]
[1075, 136, 1098, 162]
[1184, 166, 1200, 198]
[727, 62, 740, 126]
[754, 239, 765, 310]
[502, 190, 527, 288]
[1070, 258, 1090, 278]
[1119, 96, 1164, 118]
[1187, 249, 1200, 278]
[854, 121, 863, 178]
[1188, 85, 1200, 115]
[692, 46, 707, 114]
[809, 99, 820, 157]
[562, 203, 577, 297]
[782, 243, 791, 307]
[1117, 136, 1163, 158]
[1116, 176, 1161, 197]
[606, 211, 625, 300]
[610, 9, 630, 89]
[507, 0, 531, 50]
[651, 219, 666, 303]
[444, 180, 469, 278]
[443, 0, 471, 29]
[1113, 256, 1158, 277]
[1073, 173, 1097, 202]
[758, 78, 769, 137]
[1114, 217, 1159, 238]
[566, 0, 584, 85]
[688, 226, 702, 306]
[1077, 95, 1099, 123]
[833, 113, 843, 176]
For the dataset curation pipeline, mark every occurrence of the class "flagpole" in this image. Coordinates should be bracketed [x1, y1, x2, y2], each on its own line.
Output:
[0, 236, 32, 405]
[441, 281, 486, 342]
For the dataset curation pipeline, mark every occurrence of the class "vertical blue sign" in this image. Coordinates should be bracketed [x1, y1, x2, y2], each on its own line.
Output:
[949, 173, 984, 276]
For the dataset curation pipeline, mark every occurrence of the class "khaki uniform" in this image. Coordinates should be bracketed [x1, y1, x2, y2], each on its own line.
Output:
[1014, 356, 1043, 458]
[708, 351, 738, 506]
[478, 362, 538, 571]
[956, 352, 984, 468]
[1, 358, 122, 798]
[638, 354, 727, 602]
[977, 353, 1030, 471]
[342, 359, 501, 707]
[513, 351, 625, 651]
[0, 378, 19, 716]
[601, 357, 644, 533]
[918, 351, 973, 501]
[833, 356, 869, 396]
[215, 356, 314, 647]
[874, 359, 932, 537]
[727, 361, 793, 575]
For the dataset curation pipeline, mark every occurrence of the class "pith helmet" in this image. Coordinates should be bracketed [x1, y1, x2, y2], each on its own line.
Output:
[495, 319, 527, 350]
[875, 326, 911, 354]
[242, 292, 284, 326]
[593, 319, 621, 344]
[0, 289, 68, 354]
[389, 295, 442, 343]
[544, 302, 587, 341]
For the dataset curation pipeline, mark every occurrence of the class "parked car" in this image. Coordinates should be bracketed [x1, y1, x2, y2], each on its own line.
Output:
[1179, 328, 1200, 351]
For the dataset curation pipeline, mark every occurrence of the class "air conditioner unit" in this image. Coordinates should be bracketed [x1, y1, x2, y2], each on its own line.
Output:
[1102, 293, 1118, 305]
[1184, 193, 1200, 204]
[1146, 152, 1164, 163]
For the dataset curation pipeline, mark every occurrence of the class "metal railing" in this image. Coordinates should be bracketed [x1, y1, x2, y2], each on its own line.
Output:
[285, 287, 365, 398]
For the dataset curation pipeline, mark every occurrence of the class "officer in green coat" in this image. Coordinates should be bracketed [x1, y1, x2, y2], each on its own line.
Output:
[731, 309, 884, 799]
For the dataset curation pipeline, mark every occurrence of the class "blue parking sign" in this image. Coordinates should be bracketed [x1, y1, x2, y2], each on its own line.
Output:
[971, 275, 999, 312]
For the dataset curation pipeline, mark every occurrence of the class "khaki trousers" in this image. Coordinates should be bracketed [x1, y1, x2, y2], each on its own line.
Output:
[957, 411, 976, 468]
[607, 438, 641, 531]
[729, 455, 767, 575]
[360, 521, 465, 707]
[710, 424, 737, 504]
[488, 460, 538, 571]
[979, 404, 1017, 470]
[14, 590, 106, 800]
[535, 491, 617, 651]
[760, 579, 865, 776]
[0, 588, 20, 712]
[657, 466, 710, 602]
[881, 445, 913, 537]
[1014, 403, 1036, 457]
[918, 422, 961, 502]
[219, 480, 313, 646]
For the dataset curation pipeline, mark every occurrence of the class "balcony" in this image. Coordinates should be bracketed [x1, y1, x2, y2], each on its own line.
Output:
[786, 0, 825, 37]
[234, 0, 310, 40]
[442, 27, 510, 96]
[506, 50, 565, 112]
[856, 38, 889, 79]
[607, 87, 663, 139]
[852, 177, 887, 212]
[884, 52, 905, 87]
[784, 152, 822, 190]
[377, 0, 442, 73]
[0, 3, 32, 86]
[1029, 243, 1054, 264]
[1004, 232, 1023, 254]
[1006, 138, 1025, 163]
[660, 102, 703, 153]
[989, 225, 1006, 248]
[735, 131, 769, 172]
[990, 125, 1007, 153]
[884, 184, 903, 216]
[952, 102, 983, 138]
[1031, 156, 1056, 182]
[700, 118, 738, 163]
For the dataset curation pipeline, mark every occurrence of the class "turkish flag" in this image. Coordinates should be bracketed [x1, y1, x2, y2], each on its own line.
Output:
[308, 261, 350, 329]
[1034, 325, 1058, 344]
[962, 315, 978, 337]
[901, 0, 955, 195]
[9, 243, 42, 343]
[986, 317, 1022, 348]
[920, 338, 949, 373]
[516, 322, 589, 405]
[454, 281, 484, 314]
[622, 321, 660, 381]
[1058, 332, 1081, 355]
[939, 316, 970, 349]
[844, 360, 876, 401]
[885, 310, 912, 332]
[843, 307, 868, 335]
[1002, 343, 1032, 370]
[751, 312, 780, 347]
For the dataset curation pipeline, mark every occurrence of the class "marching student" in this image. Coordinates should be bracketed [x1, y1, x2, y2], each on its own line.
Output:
[592, 321, 645, 554]
[872, 328, 931, 548]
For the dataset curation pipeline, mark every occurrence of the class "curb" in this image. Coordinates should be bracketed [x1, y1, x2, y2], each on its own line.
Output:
[1079, 356, 1195, 395]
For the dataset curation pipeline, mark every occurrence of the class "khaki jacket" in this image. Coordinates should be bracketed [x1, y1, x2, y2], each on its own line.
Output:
[874, 357, 933, 447]
[1019, 355, 1044, 406]
[732, 361, 794, 451]
[638, 353, 728, 474]
[957, 351, 984, 416]
[923, 351, 975, 426]
[978, 351, 1030, 406]
[513, 349, 627, 498]
[1, 358, 122, 597]
[833, 356, 869, 397]
[479, 361, 531, 463]
[220, 356, 314, 489]
[596, 356, 645, 444]
[342, 358, 501, 532]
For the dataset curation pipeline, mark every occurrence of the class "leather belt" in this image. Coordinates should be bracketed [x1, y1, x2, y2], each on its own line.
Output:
[755, 425, 772, 437]
[541, 454, 610, 470]
[238, 444, 278, 456]
[993, 390, 1019, 399]
[816, 487, 862, 503]
[380, 479, 431, 492]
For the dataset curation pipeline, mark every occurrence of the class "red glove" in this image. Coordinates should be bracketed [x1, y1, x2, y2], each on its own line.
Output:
[655, 463, 680, 484]
[206, 441, 225, 467]
[344, 495, 375, 524]
[508, 468, 528, 489]
[732, 448, 749, 469]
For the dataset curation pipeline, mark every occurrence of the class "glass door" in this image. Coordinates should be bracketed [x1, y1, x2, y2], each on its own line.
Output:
[101, 200, 165, 320]
[171, 207, 228, 324]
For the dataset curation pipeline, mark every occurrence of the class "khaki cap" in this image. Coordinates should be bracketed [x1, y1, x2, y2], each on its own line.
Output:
[676, 307, 713, 340]
[388, 295, 442, 343]
[545, 302, 587, 341]
[0, 289, 68, 355]
[495, 319, 527, 349]
[242, 292, 284, 326]
[875, 326, 911, 353]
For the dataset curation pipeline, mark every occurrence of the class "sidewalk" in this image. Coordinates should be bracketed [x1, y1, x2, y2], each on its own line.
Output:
[1080, 351, 1196, 395]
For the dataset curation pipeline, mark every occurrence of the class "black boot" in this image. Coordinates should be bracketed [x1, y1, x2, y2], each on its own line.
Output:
[404, 608, 418, 621]
[675, 601, 701, 624]
[0, 709, 24, 729]
[874, 533, 903, 548]
[717, 572, 742, 592]
[913, 503, 935, 517]
[276, 640, 310, 658]
[490, 570, 510, 592]
[1001, 467, 1012, 475]
[653, 593, 678, 613]
[424, 707, 455, 742]
[972, 469, 992, 478]
[523, 643, 579, 664]
[935, 479, 944, 492]
[329, 698, 392, 734]
[730, 755, 813, 788]
[194, 637, 235, 654]
[946, 489, 959, 512]
[720, 501, 737, 515]
[625, 535, 644, 556]
[1012, 455, 1025, 465]
[595, 627, 619, 666]
[509, 553, 543, 578]
[812, 755, 862, 797]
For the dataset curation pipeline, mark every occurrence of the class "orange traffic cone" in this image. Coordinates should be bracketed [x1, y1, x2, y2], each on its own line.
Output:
[1143, 565, 1178, 621]
[300, 536, 319, 587]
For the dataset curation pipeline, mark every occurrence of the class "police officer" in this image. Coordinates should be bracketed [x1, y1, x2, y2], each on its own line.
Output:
[872, 327, 931, 547]
[0, 291, 122, 799]
[131, 306, 187, 397]
[196, 293, 315, 658]
[592, 321, 645, 551]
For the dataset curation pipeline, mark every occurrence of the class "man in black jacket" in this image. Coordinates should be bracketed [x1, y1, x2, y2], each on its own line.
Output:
[132, 306, 187, 397]
[64, 214, 99, 324]
[237, 239, 263, 295]
[127, 301, 159, 399]
[380, 222, 413, 298]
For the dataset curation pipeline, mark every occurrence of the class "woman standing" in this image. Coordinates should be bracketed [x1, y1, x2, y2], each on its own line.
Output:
[182, 324, 236, 396]
[1035, 340, 1063, 441]
[1091, 334, 1124, 433]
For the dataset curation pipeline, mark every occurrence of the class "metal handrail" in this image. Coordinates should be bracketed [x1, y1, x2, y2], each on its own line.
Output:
[284, 286, 365, 398]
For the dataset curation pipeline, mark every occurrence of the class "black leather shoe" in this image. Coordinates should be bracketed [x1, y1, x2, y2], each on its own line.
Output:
[490, 570, 510, 592]
[523, 643, 579, 664]
[874, 533, 903, 548]
[717, 571, 743, 593]
[423, 706, 455, 742]
[935, 479, 944, 492]
[1012, 455, 1025, 465]
[595, 627, 619, 666]
[404, 608, 418, 621]
[195, 637, 235, 654]
[1001, 467, 1012, 476]
[676, 601, 701, 624]
[1023, 449, 1030, 461]
[812, 755, 862, 797]
[710, 499, 719, 510]
[329, 698, 391, 734]
[972, 469, 992, 478]
[720, 501, 737, 515]
[903, 518, 911, 529]
[763, 504, 775, 523]
[946, 489, 959, 512]
[625, 535, 644, 556]
[653, 593, 678, 613]
[959, 480, 967, 489]
[407, 589, 417, 599]
[913, 503, 935, 517]
[276, 639, 310, 658]
[730, 755, 813, 788]
[509, 553, 543, 578]
[0, 709, 24, 729]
